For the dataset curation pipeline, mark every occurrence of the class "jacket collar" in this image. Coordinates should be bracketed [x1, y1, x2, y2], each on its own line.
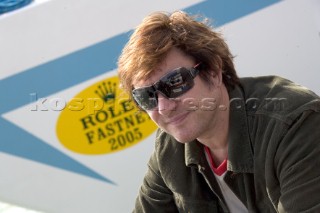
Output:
[228, 85, 254, 173]
[184, 85, 254, 173]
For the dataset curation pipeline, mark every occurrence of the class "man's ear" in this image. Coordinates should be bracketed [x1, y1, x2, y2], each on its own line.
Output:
[216, 69, 223, 87]
[208, 69, 222, 87]
[216, 56, 223, 70]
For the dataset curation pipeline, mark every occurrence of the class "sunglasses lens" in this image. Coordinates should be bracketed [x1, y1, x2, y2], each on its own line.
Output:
[159, 67, 194, 98]
[132, 87, 158, 110]
[132, 67, 199, 110]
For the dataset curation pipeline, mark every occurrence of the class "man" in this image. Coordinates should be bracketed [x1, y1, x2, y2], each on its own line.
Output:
[117, 11, 320, 212]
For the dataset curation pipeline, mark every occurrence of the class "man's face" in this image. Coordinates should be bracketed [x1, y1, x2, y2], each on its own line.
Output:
[133, 47, 228, 143]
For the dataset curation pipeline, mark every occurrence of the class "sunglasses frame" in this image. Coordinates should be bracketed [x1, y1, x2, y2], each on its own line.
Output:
[132, 63, 201, 111]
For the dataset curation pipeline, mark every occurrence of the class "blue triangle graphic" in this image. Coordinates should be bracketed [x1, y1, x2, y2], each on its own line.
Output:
[0, 118, 115, 184]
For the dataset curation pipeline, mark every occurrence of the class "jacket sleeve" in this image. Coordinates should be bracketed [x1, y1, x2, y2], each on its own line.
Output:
[276, 111, 320, 212]
[133, 131, 178, 213]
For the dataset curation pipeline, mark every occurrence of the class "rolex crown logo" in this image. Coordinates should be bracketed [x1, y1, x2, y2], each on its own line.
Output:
[95, 81, 117, 103]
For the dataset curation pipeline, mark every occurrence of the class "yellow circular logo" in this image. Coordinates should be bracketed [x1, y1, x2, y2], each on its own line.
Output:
[56, 75, 157, 154]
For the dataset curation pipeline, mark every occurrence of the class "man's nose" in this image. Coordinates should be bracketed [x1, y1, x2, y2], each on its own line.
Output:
[157, 93, 177, 115]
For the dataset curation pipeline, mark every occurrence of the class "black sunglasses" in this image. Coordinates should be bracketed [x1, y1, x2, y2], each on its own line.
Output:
[132, 63, 201, 111]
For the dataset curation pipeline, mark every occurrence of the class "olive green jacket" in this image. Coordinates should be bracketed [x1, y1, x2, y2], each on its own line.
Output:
[134, 76, 320, 213]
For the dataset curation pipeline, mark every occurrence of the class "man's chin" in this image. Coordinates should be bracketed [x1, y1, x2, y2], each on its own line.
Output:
[172, 135, 195, 144]
[161, 128, 195, 143]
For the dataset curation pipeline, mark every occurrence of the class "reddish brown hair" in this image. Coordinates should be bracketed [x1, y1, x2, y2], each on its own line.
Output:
[118, 11, 239, 98]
